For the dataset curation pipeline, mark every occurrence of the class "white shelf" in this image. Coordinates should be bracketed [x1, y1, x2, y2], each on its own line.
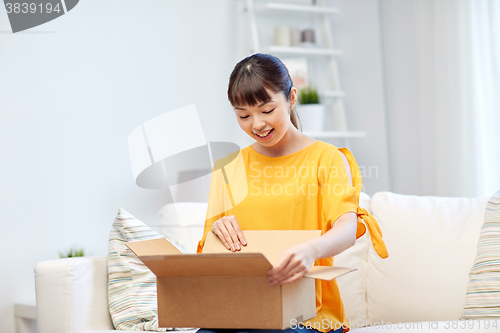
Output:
[321, 90, 346, 98]
[303, 131, 367, 139]
[268, 45, 341, 56]
[246, 0, 359, 140]
[14, 303, 37, 320]
[14, 303, 37, 333]
[256, 2, 339, 14]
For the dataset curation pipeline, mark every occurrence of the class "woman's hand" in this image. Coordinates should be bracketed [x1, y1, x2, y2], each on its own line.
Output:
[211, 215, 247, 252]
[267, 241, 318, 286]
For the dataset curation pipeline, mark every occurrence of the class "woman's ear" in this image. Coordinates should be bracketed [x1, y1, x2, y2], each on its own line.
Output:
[289, 87, 298, 110]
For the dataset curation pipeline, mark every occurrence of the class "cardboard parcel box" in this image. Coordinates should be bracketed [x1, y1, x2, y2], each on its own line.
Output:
[126, 230, 356, 329]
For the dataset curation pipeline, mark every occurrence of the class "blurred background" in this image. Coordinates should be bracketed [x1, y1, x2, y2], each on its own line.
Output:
[0, 1, 499, 332]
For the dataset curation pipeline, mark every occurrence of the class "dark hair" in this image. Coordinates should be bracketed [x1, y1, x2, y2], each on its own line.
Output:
[227, 53, 301, 130]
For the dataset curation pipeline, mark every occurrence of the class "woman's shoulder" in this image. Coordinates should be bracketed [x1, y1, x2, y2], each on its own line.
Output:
[310, 140, 343, 157]
[314, 140, 337, 150]
[310, 141, 358, 171]
[313, 140, 356, 157]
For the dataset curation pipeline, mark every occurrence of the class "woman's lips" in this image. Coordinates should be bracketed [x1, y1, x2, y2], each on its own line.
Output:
[254, 128, 274, 140]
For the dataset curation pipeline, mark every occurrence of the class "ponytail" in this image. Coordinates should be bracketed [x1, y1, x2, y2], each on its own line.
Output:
[290, 107, 301, 131]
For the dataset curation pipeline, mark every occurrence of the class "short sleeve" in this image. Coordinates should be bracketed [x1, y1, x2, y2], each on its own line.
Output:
[320, 148, 359, 231]
[337, 147, 389, 259]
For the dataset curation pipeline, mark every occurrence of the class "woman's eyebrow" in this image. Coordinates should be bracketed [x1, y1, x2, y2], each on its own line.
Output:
[234, 101, 274, 111]
[258, 101, 273, 107]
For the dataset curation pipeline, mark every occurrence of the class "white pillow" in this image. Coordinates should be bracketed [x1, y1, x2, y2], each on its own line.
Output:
[158, 202, 207, 254]
[108, 208, 183, 331]
[367, 192, 488, 323]
[335, 192, 371, 325]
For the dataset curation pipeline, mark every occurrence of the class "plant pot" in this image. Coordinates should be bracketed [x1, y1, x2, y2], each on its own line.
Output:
[296, 104, 325, 132]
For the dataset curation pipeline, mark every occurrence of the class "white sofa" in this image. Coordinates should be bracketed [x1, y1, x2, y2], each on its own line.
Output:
[35, 191, 499, 333]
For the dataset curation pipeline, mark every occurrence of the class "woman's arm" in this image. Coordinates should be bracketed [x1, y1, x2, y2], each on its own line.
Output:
[267, 211, 357, 286]
[309, 211, 357, 259]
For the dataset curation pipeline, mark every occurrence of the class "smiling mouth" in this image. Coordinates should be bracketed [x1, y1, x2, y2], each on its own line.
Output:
[254, 129, 273, 138]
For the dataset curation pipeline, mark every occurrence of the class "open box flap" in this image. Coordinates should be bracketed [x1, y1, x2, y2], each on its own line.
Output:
[126, 238, 182, 256]
[138, 253, 272, 277]
[304, 266, 357, 281]
[203, 230, 321, 265]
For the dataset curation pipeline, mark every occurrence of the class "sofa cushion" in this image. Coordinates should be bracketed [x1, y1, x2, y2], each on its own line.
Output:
[108, 208, 183, 331]
[463, 190, 500, 318]
[366, 192, 488, 323]
[335, 192, 371, 325]
[35, 257, 115, 333]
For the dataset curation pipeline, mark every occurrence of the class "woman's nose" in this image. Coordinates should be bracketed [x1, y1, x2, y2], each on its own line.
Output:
[253, 117, 266, 130]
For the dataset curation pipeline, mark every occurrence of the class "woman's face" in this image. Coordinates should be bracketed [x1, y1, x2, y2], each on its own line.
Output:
[233, 88, 297, 147]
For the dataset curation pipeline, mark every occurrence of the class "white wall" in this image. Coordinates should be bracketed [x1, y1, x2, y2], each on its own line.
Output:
[380, 0, 428, 196]
[0, 1, 389, 332]
[379, 0, 491, 198]
[332, 0, 391, 195]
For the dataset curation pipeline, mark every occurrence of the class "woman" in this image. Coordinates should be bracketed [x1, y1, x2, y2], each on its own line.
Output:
[196, 53, 388, 333]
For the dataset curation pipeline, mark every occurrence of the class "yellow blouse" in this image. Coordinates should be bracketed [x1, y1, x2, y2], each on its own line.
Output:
[197, 140, 388, 333]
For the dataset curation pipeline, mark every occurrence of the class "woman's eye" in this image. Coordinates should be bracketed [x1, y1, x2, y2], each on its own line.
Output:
[239, 115, 249, 119]
[263, 109, 275, 114]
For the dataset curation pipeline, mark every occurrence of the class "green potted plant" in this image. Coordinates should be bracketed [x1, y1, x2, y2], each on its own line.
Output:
[59, 247, 85, 258]
[297, 87, 325, 132]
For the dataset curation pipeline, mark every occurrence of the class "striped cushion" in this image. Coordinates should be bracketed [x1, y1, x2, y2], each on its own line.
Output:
[463, 191, 500, 318]
[108, 208, 181, 331]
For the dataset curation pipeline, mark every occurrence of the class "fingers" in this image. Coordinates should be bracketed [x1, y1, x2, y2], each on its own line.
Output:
[219, 218, 238, 251]
[224, 216, 243, 251]
[276, 267, 309, 285]
[231, 217, 247, 246]
[268, 251, 293, 277]
[268, 252, 296, 286]
[211, 215, 246, 252]
[277, 258, 302, 280]
[211, 226, 231, 251]
[267, 247, 312, 286]
[268, 259, 307, 286]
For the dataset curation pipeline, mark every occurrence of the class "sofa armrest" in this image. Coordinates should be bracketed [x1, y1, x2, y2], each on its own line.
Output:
[35, 256, 116, 333]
